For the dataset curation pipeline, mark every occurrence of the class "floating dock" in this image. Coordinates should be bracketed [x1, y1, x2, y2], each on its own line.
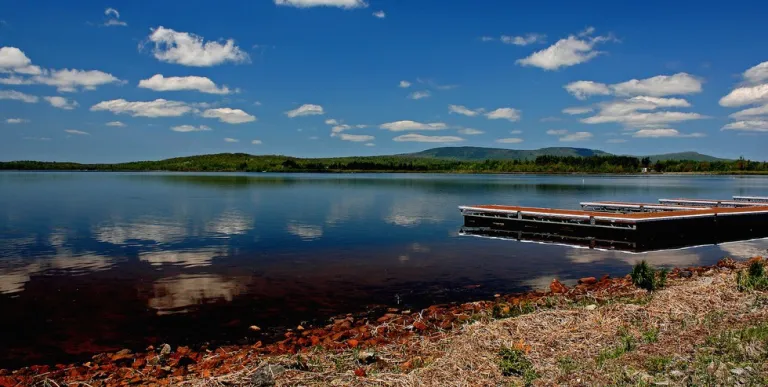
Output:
[460, 199, 768, 251]
[733, 195, 768, 203]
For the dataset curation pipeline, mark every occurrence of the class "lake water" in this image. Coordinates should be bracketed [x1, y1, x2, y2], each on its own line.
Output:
[1, 172, 767, 367]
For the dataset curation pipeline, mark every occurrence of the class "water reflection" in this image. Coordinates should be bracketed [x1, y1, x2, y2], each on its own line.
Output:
[139, 248, 225, 268]
[149, 274, 247, 315]
[286, 222, 323, 241]
[93, 219, 187, 245]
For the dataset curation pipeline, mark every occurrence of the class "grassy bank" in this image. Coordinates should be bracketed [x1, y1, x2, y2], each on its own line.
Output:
[3, 258, 767, 386]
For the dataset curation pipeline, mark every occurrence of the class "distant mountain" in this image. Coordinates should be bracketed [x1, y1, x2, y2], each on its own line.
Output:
[645, 152, 728, 162]
[401, 146, 611, 161]
[400, 146, 727, 163]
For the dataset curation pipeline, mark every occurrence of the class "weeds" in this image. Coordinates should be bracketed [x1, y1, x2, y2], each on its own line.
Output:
[737, 260, 768, 292]
[597, 327, 636, 366]
[492, 301, 536, 319]
[557, 356, 578, 374]
[644, 355, 672, 374]
[630, 261, 668, 292]
[498, 347, 538, 385]
[642, 327, 659, 343]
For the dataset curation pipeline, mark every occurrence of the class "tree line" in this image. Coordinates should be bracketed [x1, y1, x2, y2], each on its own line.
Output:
[1, 153, 766, 174]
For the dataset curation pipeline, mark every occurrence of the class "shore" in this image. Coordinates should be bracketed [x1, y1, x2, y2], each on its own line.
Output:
[2, 258, 767, 386]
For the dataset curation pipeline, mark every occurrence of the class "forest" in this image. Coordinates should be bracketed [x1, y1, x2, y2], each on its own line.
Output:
[1, 154, 767, 174]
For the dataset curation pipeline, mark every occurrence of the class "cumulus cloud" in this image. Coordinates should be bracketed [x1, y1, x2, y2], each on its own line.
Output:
[457, 128, 484, 135]
[251, 139, 262, 144]
[103, 7, 127, 27]
[485, 107, 521, 122]
[224, 137, 239, 143]
[0, 47, 120, 91]
[0, 90, 38, 103]
[380, 120, 447, 131]
[495, 138, 524, 143]
[106, 121, 125, 127]
[398, 80, 411, 88]
[722, 120, 768, 132]
[337, 133, 375, 142]
[274, 0, 368, 8]
[145, 27, 250, 67]
[64, 129, 89, 135]
[91, 98, 193, 117]
[516, 27, 613, 70]
[285, 104, 324, 118]
[562, 106, 593, 115]
[564, 81, 611, 100]
[373, 10, 385, 18]
[744, 61, 768, 84]
[559, 132, 593, 142]
[171, 124, 211, 132]
[393, 134, 464, 143]
[582, 111, 706, 126]
[449, 104, 484, 117]
[730, 104, 768, 119]
[579, 96, 705, 130]
[631, 128, 706, 138]
[201, 108, 256, 124]
[138, 74, 233, 94]
[5, 118, 28, 124]
[719, 84, 768, 107]
[500, 33, 545, 46]
[44, 96, 79, 110]
[0, 46, 41, 75]
[408, 90, 431, 100]
[565, 73, 703, 100]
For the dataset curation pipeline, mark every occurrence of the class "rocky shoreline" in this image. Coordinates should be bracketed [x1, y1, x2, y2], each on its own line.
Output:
[1, 257, 764, 386]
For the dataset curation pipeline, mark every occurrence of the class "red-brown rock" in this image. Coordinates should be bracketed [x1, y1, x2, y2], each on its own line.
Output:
[550, 279, 568, 293]
[354, 368, 366, 377]
[578, 277, 598, 285]
[412, 321, 427, 331]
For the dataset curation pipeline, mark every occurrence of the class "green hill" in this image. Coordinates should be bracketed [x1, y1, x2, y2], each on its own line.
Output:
[646, 152, 727, 162]
[401, 146, 610, 161]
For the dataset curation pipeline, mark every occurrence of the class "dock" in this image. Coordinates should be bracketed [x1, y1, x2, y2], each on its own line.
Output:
[460, 197, 768, 251]
[733, 195, 768, 203]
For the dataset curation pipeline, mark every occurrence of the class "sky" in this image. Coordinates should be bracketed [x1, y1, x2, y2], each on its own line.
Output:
[1, 0, 767, 163]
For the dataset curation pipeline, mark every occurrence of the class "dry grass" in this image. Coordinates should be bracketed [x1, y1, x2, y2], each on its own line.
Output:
[185, 266, 768, 386]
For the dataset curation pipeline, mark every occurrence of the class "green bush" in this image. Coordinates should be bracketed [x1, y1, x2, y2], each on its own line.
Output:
[737, 260, 768, 292]
[498, 347, 538, 384]
[630, 261, 668, 291]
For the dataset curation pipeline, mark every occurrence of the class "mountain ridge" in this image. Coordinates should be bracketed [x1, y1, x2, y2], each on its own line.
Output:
[400, 146, 728, 162]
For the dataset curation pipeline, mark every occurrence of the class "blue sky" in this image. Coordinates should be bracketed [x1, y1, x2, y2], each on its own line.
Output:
[1, 0, 767, 162]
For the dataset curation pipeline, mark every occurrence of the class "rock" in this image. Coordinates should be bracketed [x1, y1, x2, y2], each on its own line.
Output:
[412, 321, 427, 331]
[354, 368, 366, 377]
[159, 344, 172, 357]
[578, 277, 598, 285]
[297, 325, 304, 331]
[680, 270, 693, 278]
[550, 279, 568, 294]
[249, 325, 261, 332]
[358, 351, 377, 364]
[669, 370, 684, 379]
[250, 364, 284, 387]
[347, 339, 359, 348]
[376, 313, 398, 323]
[731, 367, 746, 376]
[585, 304, 597, 311]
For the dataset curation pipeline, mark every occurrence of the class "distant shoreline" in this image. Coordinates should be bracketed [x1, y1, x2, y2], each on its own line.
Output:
[2, 169, 768, 176]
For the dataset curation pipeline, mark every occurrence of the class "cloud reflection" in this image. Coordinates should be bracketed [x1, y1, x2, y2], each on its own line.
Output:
[140, 248, 225, 268]
[205, 211, 253, 236]
[93, 219, 187, 245]
[286, 222, 323, 241]
[148, 274, 246, 315]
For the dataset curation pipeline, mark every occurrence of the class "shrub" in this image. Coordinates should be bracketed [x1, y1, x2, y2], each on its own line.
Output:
[498, 347, 538, 384]
[737, 260, 768, 292]
[630, 261, 668, 291]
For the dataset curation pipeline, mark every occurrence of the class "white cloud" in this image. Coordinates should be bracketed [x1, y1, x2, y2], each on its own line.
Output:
[398, 80, 411, 88]
[380, 120, 447, 131]
[485, 107, 521, 122]
[106, 121, 125, 127]
[33, 69, 122, 92]
[597, 96, 691, 116]
[562, 106, 593, 115]
[201, 108, 256, 124]
[44, 96, 78, 110]
[138, 74, 233, 94]
[719, 84, 768, 107]
[146, 26, 250, 67]
[393, 134, 464, 143]
[730, 104, 768, 119]
[722, 120, 768, 132]
[105, 8, 120, 18]
[560, 132, 593, 142]
[355, 124, 367, 128]
[578, 96, 704, 129]
[509, 130, 523, 134]
[91, 99, 192, 117]
[331, 124, 351, 133]
[253, 101, 262, 106]
[103, 8, 127, 27]
[564, 81, 611, 100]
[743, 61, 768, 84]
[546, 129, 568, 135]
[285, 104, 324, 118]
[581, 111, 706, 126]
[607, 138, 627, 143]
[373, 10, 385, 18]
[64, 129, 89, 135]
[251, 139, 262, 144]
[449, 104, 483, 117]
[496, 138, 524, 143]
[224, 137, 239, 143]
[104, 19, 127, 27]
[611, 73, 703, 97]
[501, 33, 545, 46]
[5, 118, 28, 124]
[337, 133, 374, 142]
[457, 128, 484, 135]
[0, 90, 38, 103]
[324, 118, 338, 125]
[408, 90, 431, 100]
[480, 36, 495, 42]
[365, 142, 375, 146]
[171, 124, 211, 132]
[632, 128, 706, 138]
[274, 0, 368, 8]
[516, 27, 613, 70]
[0, 47, 41, 74]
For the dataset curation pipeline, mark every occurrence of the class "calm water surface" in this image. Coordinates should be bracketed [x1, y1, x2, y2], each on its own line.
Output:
[1, 172, 767, 366]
